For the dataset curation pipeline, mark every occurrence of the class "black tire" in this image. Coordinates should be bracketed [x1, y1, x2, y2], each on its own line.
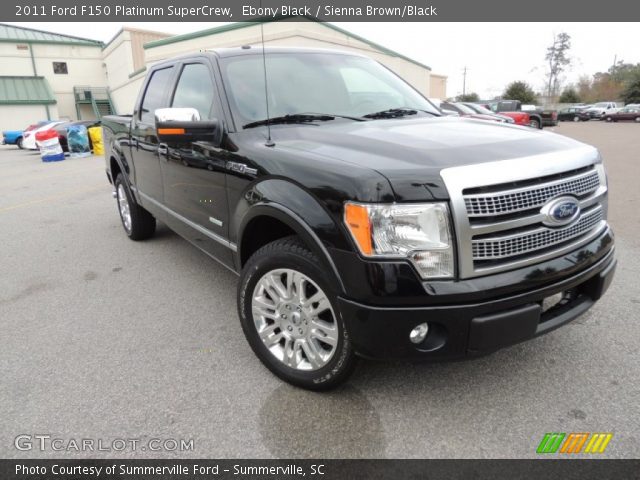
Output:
[529, 118, 541, 129]
[16, 137, 23, 149]
[605, 116, 613, 122]
[114, 173, 156, 240]
[238, 236, 357, 390]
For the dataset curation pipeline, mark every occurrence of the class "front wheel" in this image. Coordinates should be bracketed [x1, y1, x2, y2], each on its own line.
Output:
[529, 118, 541, 129]
[605, 116, 613, 122]
[16, 137, 24, 149]
[238, 236, 357, 390]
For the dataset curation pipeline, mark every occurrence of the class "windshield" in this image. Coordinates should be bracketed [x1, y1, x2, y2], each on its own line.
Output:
[219, 52, 440, 127]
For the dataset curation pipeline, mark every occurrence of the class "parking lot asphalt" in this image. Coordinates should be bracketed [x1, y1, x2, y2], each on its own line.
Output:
[1, 122, 639, 459]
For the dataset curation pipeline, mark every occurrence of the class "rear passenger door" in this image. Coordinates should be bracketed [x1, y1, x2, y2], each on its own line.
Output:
[130, 66, 175, 203]
[160, 60, 233, 267]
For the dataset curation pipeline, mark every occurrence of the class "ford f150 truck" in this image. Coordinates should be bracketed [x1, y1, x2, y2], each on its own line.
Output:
[102, 47, 616, 390]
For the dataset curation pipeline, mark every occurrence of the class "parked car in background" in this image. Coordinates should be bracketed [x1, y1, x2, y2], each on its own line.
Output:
[429, 98, 459, 116]
[37, 120, 101, 152]
[584, 102, 619, 119]
[602, 106, 640, 122]
[558, 106, 590, 122]
[461, 103, 514, 123]
[522, 104, 558, 127]
[481, 101, 532, 127]
[1, 130, 24, 148]
[23, 121, 65, 150]
[1, 121, 48, 149]
[437, 101, 506, 122]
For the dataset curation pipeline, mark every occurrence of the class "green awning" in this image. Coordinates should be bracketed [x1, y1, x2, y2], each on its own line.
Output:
[0, 23, 103, 47]
[0, 76, 56, 105]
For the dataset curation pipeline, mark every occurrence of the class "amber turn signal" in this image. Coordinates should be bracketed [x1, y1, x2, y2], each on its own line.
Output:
[157, 128, 185, 135]
[344, 203, 373, 255]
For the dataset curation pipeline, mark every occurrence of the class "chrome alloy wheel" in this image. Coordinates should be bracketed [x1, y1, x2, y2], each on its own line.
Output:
[117, 184, 132, 233]
[252, 268, 338, 371]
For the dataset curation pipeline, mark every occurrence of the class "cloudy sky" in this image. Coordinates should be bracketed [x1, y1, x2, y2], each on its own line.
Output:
[8, 21, 640, 98]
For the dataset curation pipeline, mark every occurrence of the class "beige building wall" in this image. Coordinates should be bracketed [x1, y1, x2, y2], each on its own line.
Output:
[0, 43, 35, 76]
[31, 43, 106, 120]
[103, 28, 170, 115]
[0, 104, 59, 135]
[429, 73, 447, 100]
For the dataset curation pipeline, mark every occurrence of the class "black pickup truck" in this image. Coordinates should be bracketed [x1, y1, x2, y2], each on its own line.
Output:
[103, 47, 615, 390]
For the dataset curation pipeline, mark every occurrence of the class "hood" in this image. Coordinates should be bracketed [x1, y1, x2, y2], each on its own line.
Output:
[271, 116, 590, 201]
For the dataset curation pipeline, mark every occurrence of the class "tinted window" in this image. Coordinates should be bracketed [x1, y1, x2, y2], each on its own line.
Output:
[172, 64, 216, 120]
[140, 67, 174, 124]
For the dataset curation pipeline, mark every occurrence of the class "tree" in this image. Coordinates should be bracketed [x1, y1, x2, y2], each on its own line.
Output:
[456, 92, 480, 102]
[503, 81, 537, 104]
[545, 32, 572, 99]
[558, 87, 580, 103]
[622, 73, 640, 104]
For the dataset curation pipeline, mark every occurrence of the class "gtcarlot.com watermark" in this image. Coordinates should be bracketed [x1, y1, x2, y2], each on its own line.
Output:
[15, 434, 194, 452]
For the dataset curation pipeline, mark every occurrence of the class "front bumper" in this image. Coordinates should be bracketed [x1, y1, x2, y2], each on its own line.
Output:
[339, 243, 616, 360]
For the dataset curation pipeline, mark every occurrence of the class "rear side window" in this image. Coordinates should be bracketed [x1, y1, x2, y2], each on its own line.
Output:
[172, 64, 216, 120]
[139, 67, 174, 124]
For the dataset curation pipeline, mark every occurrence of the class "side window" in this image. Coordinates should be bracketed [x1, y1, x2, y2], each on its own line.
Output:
[139, 67, 174, 124]
[171, 63, 216, 121]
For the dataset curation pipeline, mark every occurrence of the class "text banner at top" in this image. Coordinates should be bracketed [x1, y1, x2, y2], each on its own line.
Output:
[4, 0, 640, 22]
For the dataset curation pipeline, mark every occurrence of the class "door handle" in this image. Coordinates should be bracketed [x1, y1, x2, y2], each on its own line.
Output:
[157, 143, 168, 158]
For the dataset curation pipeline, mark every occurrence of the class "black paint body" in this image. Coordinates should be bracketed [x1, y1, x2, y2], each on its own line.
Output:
[102, 48, 615, 360]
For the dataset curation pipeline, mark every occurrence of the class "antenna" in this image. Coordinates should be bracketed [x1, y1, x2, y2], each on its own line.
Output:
[259, 4, 275, 147]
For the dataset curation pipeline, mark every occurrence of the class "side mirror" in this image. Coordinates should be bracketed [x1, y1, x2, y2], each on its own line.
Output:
[155, 107, 220, 145]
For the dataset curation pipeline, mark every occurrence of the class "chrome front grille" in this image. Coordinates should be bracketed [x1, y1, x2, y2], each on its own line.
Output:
[440, 146, 609, 278]
[472, 206, 603, 261]
[464, 169, 601, 217]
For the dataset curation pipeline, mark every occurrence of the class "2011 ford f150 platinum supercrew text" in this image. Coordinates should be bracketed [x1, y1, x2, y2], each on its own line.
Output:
[103, 47, 616, 390]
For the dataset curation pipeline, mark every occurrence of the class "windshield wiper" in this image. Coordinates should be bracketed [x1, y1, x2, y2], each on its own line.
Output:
[243, 114, 336, 129]
[363, 107, 437, 119]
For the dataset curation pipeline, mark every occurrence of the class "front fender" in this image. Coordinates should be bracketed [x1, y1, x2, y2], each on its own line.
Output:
[232, 179, 352, 293]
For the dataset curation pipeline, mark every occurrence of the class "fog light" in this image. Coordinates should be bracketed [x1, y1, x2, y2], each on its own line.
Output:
[409, 323, 429, 344]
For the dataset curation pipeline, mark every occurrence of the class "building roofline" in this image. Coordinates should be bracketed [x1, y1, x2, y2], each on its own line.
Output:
[143, 17, 431, 71]
[0, 23, 103, 46]
[103, 26, 172, 51]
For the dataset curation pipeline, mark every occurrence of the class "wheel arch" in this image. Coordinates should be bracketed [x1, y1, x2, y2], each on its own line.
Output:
[237, 204, 346, 294]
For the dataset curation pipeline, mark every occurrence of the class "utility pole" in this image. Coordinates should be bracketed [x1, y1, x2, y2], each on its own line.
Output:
[462, 66, 467, 96]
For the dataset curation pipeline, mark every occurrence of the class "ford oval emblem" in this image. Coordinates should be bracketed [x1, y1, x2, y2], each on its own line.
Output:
[541, 196, 581, 227]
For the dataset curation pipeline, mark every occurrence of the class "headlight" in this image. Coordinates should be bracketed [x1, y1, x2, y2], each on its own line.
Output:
[344, 202, 455, 279]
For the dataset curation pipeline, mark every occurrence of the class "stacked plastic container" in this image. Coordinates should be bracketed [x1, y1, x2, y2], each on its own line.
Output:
[37, 130, 65, 162]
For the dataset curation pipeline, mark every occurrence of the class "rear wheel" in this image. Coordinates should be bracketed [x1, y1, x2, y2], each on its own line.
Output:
[635, 117, 640, 123]
[114, 173, 156, 240]
[573, 116, 580, 122]
[238, 236, 357, 390]
[605, 116, 613, 122]
[16, 137, 24, 149]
